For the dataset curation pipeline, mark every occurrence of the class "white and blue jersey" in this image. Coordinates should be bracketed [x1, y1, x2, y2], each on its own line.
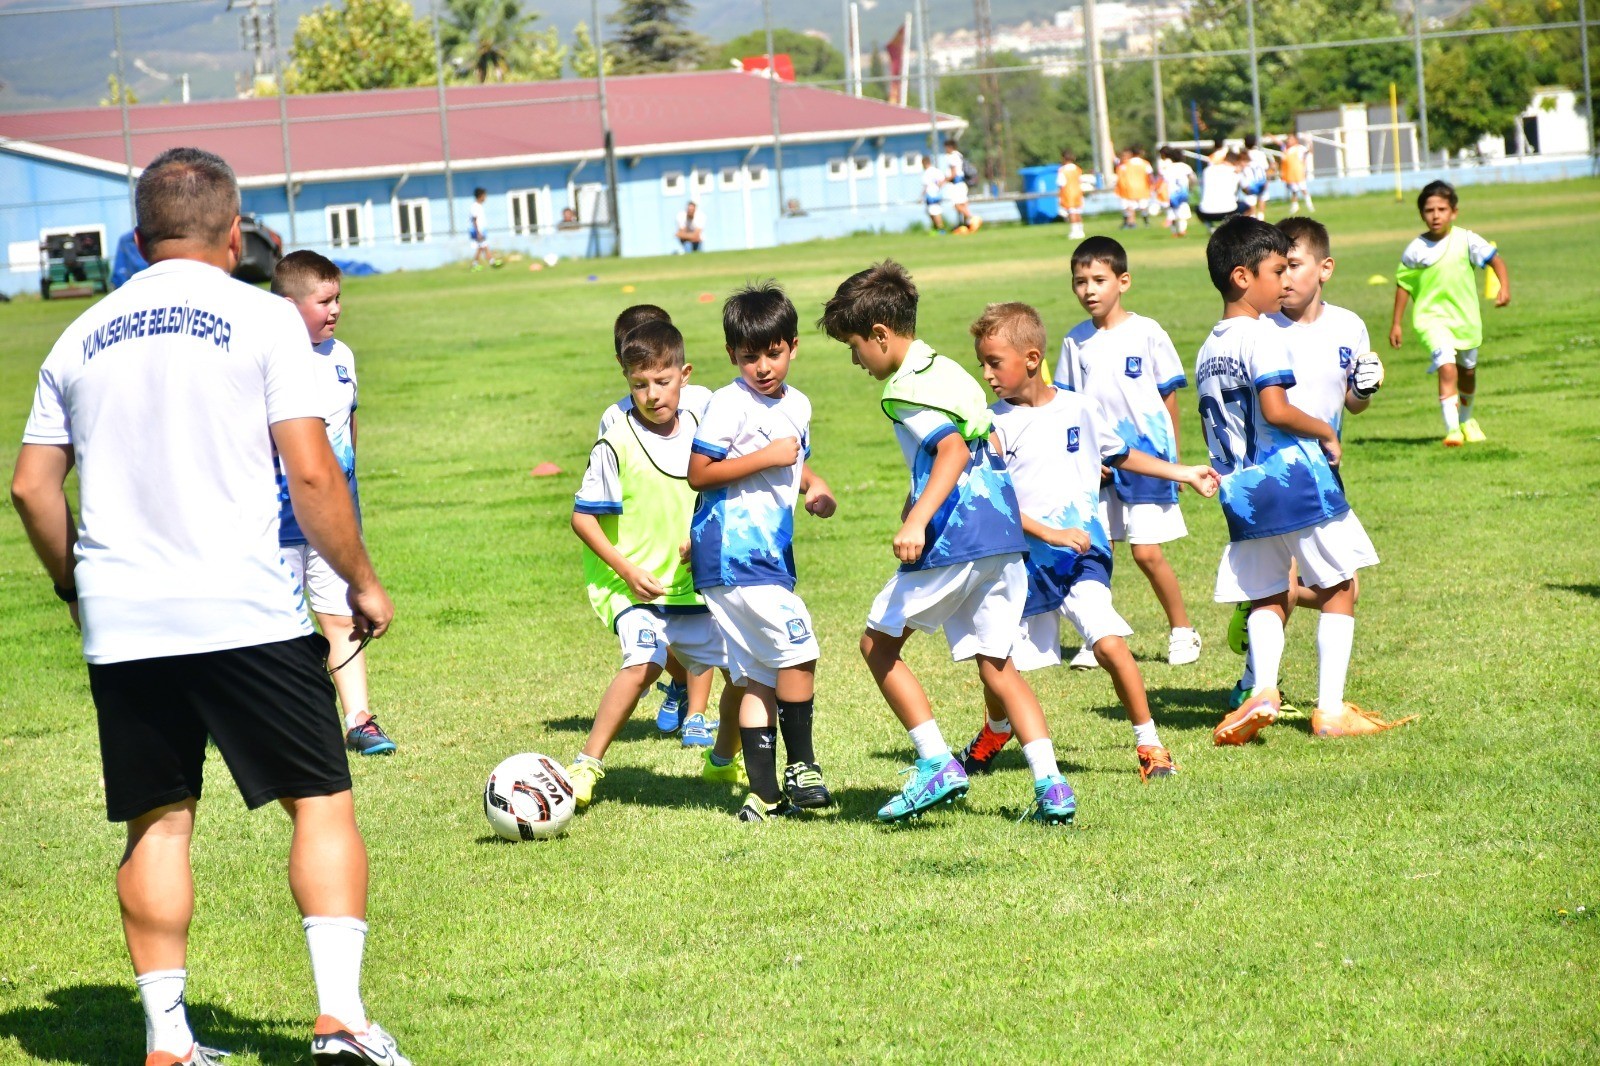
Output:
[1056, 313, 1186, 506]
[1195, 317, 1348, 542]
[689, 378, 810, 591]
[1269, 303, 1370, 437]
[277, 337, 359, 546]
[991, 389, 1125, 617]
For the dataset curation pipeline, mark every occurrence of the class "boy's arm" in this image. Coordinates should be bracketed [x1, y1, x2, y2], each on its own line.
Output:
[1163, 391, 1181, 455]
[1021, 511, 1092, 553]
[1111, 448, 1219, 497]
[894, 432, 967, 564]
[800, 462, 836, 518]
[1489, 255, 1511, 307]
[1257, 385, 1341, 467]
[686, 438, 799, 491]
[1388, 287, 1409, 348]
[570, 511, 666, 602]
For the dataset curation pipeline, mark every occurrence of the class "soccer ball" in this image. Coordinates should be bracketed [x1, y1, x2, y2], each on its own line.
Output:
[483, 753, 575, 841]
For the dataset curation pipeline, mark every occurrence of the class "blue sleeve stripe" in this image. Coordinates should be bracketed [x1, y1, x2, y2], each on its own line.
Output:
[573, 500, 622, 515]
[690, 440, 729, 460]
[1106, 445, 1131, 465]
[1157, 375, 1187, 395]
[1255, 371, 1296, 390]
[920, 423, 959, 453]
[1479, 248, 1497, 265]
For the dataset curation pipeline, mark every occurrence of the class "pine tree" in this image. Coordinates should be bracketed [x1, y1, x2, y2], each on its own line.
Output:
[606, 0, 708, 74]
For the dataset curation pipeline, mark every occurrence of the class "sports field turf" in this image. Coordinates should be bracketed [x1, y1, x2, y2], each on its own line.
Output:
[2, 178, 1597, 1063]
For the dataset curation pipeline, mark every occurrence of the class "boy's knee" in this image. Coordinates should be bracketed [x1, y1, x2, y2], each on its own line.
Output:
[1131, 542, 1165, 565]
[859, 628, 898, 665]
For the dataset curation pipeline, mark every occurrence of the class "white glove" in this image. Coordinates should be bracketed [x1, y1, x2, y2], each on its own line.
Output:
[1351, 352, 1384, 398]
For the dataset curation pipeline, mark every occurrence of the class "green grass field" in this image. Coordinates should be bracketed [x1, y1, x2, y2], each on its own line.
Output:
[2, 180, 1598, 1063]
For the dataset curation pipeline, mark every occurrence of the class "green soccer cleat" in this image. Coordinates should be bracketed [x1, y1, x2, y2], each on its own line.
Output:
[566, 756, 604, 808]
[783, 761, 833, 809]
[1461, 418, 1487, 443]
[736, 793, 801, 822]
[701, 750, 748, 789]
[1228, 602, 1250, 655]
[1442, 428, 1465, 447]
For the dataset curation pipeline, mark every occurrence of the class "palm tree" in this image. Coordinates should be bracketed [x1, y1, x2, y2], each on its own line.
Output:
[440, 0, 538, 83]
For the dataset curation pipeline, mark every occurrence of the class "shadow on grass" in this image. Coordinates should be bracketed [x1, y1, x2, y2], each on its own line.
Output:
[866, 746, 1090, 777]
[541, 713, 662, 741]
[1547, 582, 1600, 599]
[0, 983, 302, 1065]
[1351, 434, 1440, 447]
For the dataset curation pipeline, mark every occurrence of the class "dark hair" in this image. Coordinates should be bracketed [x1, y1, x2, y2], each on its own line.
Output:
[271, 249, 341, 299]
[970, 302, 1046, 355]
[1071, 235, 1128, 277]
[135, 147, 239, 252]
[1060, 148, 1076, 162]
[1206, 216, 1290, 296]
[1277, 216, 1331, 260]
[613, 304, 671, 357]
[818, 260, 918, 341]
[473, 186, 487, 198]
[1417, 180, 1458, 212]
[723, 279, 798, 352]
[619, 320, 685, 374]
[1244, 133, 1258, 149]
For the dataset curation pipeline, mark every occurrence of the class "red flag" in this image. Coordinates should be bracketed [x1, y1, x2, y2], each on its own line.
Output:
[885, 23, 906, 104]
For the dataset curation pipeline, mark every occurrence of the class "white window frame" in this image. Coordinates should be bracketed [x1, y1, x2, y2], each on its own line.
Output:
[851, 155, 874, 179]
[506, 187, 553, 235]
[902, 150, 923, 170]
[691, 169, 715, 195]
[745, 163, 770, 189]
[718, 165, 742, 190]
[393, 197, 430, 243]
[826, 157, 848, 182]
[878, 153, 899, 176]
[573, 182, 610, 225]
[326, 203, 364, 247]
[661, 171, 686, 196]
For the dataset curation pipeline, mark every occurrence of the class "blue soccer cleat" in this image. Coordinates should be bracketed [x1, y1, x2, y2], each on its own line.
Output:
[876, 754, 969, 823]
[680, 713, 715, 747]
[1021, 774, 1077, 825]
[655, 679, 688, 734]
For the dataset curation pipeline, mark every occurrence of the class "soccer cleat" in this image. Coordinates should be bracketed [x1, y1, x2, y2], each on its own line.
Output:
[1461, 418, 1487, 443]
[345, 717, 396, 756]
[311, 1016, 412, 1066]
[783, 761, 834, 809]
[680, 713, 715, 747]
[566, 757, 604, 808]
[1311, 701, 1419, 737]
[956, 722, 1014, 775]
[1168, 627, 1202, 665]
[701, 750, 747, 788]
[1227, 602, 1250, 655]
[1213, 687, 1281, 746]
[1442, 428, 1465, 447]
[654, 679, 687, 734]
[736, 793, 802, 822]
[1227, 679, 1252, 710]
[1020, 775, 1077, 825]
[146, 1046, 230, 1066]
[968, 216, 984, 232]
[877, 754, 969, 823]
[1136, 744, 1178, 781]
[1276, 696, 1305, 720]
[1068, 645, 1100, 670]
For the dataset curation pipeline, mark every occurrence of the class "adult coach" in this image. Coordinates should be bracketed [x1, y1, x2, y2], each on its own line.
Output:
[675, 201, 706, 252]
[10, 148, 410, 1066]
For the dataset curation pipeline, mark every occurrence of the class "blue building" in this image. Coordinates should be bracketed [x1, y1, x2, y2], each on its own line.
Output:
[0, 71, 965, 296]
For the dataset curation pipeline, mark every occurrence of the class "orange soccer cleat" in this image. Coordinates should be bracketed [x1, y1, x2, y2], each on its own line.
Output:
[1311, 701, 1418, 737]
[1213, 687, 1281, 746]
[1136, 744, 1178, 781]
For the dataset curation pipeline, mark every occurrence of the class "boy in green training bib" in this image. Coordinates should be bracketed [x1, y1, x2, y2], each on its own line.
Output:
[567, 320, 746, 808]
[1389, 180, 1511, 447]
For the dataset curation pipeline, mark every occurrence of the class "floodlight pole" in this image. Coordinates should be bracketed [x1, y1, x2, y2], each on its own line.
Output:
[430, 0, 456, 237]
[1151, 9, 1165, 146]
[1579, 0, 1594, 165]
[1246, 0, 1262, 145]
[1411, 0, 1430, 164]
[112, 6, 136, 227]
[269, 0, 297, 244]
[763, 0, 787, 218]
[916, 0, 938, 152]
[592, 0, 621, 251]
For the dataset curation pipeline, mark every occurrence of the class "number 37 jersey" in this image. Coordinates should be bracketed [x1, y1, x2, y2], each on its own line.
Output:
[1194, 317, 1348, 542]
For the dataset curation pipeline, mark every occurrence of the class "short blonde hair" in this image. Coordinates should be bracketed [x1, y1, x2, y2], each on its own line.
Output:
[969, 301, 1046, 355]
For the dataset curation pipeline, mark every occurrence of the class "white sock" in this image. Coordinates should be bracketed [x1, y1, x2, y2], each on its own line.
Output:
[1244, 610, 1285, 693]
[1458, 391, 1475, 423]
[1021, 737, 1060, 782]
[344, 710, 370, 730]
[1316, 613, 1356, 711]
[987, 714, 1013, 735]
[1304, 193, 1315, 210]
[1131, 719, 1161, 749]
[908, 720, 949, 760]
[137, 969, 193, 1056]
[1240, 651, 1256, 691]
[1440, 394, 1460, 432]
[303, 916, 368, 1030]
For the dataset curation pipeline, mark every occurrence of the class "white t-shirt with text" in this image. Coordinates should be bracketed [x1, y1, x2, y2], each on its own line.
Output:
[1269, 303, 1370, 435]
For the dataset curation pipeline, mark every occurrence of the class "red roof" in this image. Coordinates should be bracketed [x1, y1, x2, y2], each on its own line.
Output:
[0, 70, 960, 184]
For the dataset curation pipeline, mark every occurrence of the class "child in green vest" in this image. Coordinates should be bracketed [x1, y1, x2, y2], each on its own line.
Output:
[567, 320, 746, 807]
[1389, 181, 1511, 447]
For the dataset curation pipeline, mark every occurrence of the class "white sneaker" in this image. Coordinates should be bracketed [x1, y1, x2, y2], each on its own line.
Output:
[1067, 645, 1099, 670]
[1167, 627, 1202, 665]
[312, 1017, 411, 1065]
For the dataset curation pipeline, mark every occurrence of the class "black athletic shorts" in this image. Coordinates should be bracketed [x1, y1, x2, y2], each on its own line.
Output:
[1198, 207, 1241, 224]
[88, 634, 351, 822]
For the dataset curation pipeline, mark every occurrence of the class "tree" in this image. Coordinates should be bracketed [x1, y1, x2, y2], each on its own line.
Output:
[570, 21, 614, 78]
[607, 0, 708, 74]
[1463, 0, 1595, 91]
[1423, 33, 1537, 152]
[440, 0, 562, 83]
[100, 73, 137, 106]
[704, 29, 844, 83]
[289, 0, 436, 93]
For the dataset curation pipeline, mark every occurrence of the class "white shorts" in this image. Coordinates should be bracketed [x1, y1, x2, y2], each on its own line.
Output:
[867, 554, 1025, 663]
[1100, 488, 1188, 545]
[1166, 203, 1193, 221]
[946, 182, 970, 206]
[616, 607, 726, 674]
[1012, 579, 1133, 672]
[702, 584, 818, 688]
[1287, 183, 1308, 197]
[1424, 332, 1480, 373]
[926, 200, 944, 217]
[1121, 198, 1149, 213]
[282, 543, 349, 616]
[1214, 510, 1379, 603]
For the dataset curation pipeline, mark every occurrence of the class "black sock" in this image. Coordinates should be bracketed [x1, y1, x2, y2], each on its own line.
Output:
[740, 725, 782, 804]
[776, 698, 816, 766]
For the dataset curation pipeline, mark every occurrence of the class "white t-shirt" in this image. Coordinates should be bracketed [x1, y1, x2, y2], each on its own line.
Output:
[1242, 147, 1269, 189]
[1269, 303, 1370, 435]
[941, 150, 967, 189]
[1199, 162, 1241, 214]
[676, 209, 706, 234]
[1161, 159, 1196, 200]
[469, 200, 487, 239]
[1055, 313, 1187, 504]
[277, 336, 358, 546]
[598, 383, 714, 437]
[22, 258, 320, 664]
[576, 411, 695, 510]
[1399, 228, 1496, 271]
[922, 166, 945, 203]
[688, 378, 811, 591]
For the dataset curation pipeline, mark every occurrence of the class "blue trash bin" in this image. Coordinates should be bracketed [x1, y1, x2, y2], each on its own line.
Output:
[1017, 165, 1061, 224]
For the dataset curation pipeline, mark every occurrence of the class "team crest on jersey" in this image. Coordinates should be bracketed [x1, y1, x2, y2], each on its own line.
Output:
[785, 617, 811, 644]
[336, 365, 352, 383]
[1337, 347, 1352, 369]
[637, 628, 658, 649]
[1066, 426, 1081, 452]
[1125, 356, 1142, 377]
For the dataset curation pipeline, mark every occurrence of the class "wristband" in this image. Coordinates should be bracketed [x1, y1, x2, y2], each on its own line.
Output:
[53, 582, 78, 604]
